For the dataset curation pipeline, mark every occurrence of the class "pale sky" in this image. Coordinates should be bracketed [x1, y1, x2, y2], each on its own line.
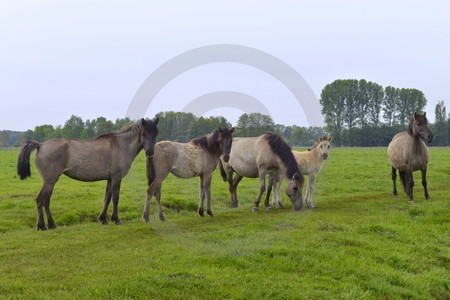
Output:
[1, 0, 449, 131]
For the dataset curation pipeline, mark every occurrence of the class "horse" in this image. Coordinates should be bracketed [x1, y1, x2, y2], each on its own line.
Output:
[17, 118, 159, 230]
[388, 112, 433, 203]
[143, 127, 234, 222]
[265, 136, 332, 209]
[219, 133, 304, 212]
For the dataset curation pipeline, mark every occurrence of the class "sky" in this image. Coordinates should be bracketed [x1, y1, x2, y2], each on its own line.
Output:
[1, 0, 449, 131]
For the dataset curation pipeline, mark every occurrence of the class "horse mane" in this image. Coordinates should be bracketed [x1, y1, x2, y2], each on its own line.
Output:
[407, 113, 428, 136]
[264, 133, 301, 179]
[96, 123, 142, 139]
[191, 130, 221, 155]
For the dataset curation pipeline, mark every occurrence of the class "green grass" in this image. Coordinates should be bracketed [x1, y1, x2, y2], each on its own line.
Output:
[0, 147, 449, 299]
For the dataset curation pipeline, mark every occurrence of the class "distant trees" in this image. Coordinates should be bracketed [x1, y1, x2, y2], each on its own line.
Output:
[433, 101, 448, 146]
[320, 79, 428, 146]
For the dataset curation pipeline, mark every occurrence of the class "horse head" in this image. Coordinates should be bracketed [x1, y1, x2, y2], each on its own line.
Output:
[285, 173, 304, 210]
[408, 113, 433, 144]
[141, 118, 159, 158]
[318, 136, 332, 160]
[217, 127, 234, 162]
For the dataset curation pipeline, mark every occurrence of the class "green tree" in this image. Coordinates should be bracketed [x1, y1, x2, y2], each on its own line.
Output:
[434, 101, 447, 145]
[320, 80, 347, 147]
[0, 130, 9, 147]
[383, 86, 399, 126]
[236, 113, 274, 137]
[396, 88, 427, 125]
[62, 115, 85, 138]
[33, 125, 55, 142]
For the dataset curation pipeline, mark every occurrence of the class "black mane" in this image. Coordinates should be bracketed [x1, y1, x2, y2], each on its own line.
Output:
[264, 132, 301, 179]
[191, 130, 221, 156]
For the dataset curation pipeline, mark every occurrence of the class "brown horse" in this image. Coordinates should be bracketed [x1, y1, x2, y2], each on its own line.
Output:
[266, 136, 332, 209]
[143, 127, 234, 222]
[388, 112, 433, 203]
[17, 118, 159, 230]
[219, 133, 304, 212]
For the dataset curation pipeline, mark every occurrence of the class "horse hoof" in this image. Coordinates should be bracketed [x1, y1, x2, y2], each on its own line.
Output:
[114, 221, 123, 225]
[159, 214, 166, 222]
[252, 207, 259, 213]
[409, 200, 414, 204]
[229, 203, 238, 208]
[48, 224, 57, 230]
[198, 210, 205, 217]
[207, 211, 214, 217]
[37, 225, 47, 231]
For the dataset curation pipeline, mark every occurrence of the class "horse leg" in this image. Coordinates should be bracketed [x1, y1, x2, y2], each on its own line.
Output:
[198, 175, 206, 217]
[36, 182, 56, 230]
[271, 175, 283, 208]
[98, 180, 112, 225]
[143, 181, 158, 222]
[203, 173, 214, 217]
[110, 179, 122, 225]
[306, 174, 316, 208]
[391, 167, 398, 197]
[405, 171, 414, 203]
[155, 185, 165, 221]
[264, 174, 274, 208]
[252, 171, 267, 212]
[421, 169, 429, 200]
[229, 174, 243, 208]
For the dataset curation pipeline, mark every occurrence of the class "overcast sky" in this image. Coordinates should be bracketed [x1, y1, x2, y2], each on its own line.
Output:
[1, 0, 449, 131]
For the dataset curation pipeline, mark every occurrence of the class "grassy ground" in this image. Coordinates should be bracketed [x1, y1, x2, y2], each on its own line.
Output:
[0, 147, 449, 299]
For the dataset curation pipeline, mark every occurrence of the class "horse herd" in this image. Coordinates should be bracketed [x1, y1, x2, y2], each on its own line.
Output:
[17, 113, 433, 230]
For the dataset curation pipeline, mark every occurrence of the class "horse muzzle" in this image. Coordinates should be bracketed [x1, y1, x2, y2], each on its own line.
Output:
[223, 155, 230, 162]
[322, 153, 328, 160]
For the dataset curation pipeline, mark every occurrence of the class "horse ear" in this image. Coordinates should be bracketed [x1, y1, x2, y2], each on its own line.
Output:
[423, 112, 426, 117]
[141, 118, 146, 125]
[218, 127, 223, 133]
[153, 118, 159, 125]
[328, 136, 333, 142]
[292, 173, 298, 181]
[319, 136, 324, 142]
[414, 112, 418, 119]
[230, 127, 234, 134]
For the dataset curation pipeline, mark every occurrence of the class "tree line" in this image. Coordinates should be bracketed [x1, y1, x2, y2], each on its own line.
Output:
[1, 112, 326, 148]
[320, 79, 449, 146]
[1, 78, 448, 147]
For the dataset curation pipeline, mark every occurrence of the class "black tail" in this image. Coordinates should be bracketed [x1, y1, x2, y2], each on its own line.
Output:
[17, 141, 40, 180]
[219, 159, 227, 182]
[146, 157, 156, 186]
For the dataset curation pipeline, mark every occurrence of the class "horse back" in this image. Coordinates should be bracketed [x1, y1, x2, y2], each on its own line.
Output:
[36, 138, 119, 181]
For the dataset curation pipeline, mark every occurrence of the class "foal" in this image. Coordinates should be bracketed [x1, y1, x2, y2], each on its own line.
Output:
[143, 128, 234, 221]
[388, 112, 433, 203]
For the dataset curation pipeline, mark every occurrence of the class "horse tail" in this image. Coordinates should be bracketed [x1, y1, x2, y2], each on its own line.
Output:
[146, 157, 156, 186]
[17, 141, 40, 180]
[219, 159, 227, 182]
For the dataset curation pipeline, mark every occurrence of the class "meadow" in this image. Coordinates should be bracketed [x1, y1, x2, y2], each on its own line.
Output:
[0, 147, 449, 299]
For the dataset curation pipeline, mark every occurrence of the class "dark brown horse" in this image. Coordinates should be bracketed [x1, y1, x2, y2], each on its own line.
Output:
[388, 113, 433, 203]
[143, 128, 234, 222]
[17, 118, 159, 230]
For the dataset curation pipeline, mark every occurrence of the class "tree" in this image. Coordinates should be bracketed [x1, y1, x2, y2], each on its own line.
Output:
[236, 113, 274, 137]
[0, 130, 9, 147]
[383, 86, 399, 126]
[320, 80, 348, 147]
[33, 125, 55, 142]
[396, 88, 427, 125]
[434, 101, 447, 145]
[62, 115, 84, 138]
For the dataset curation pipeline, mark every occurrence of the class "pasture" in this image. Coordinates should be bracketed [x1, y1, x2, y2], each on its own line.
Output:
[0, 147, 449, 299]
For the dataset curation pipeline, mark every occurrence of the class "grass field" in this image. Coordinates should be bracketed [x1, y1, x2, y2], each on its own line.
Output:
[0, 147, 449, 299]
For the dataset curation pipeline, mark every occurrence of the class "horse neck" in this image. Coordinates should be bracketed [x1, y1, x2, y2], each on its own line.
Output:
[410, 134, 426, 155]
[118, 130, 142, 156]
